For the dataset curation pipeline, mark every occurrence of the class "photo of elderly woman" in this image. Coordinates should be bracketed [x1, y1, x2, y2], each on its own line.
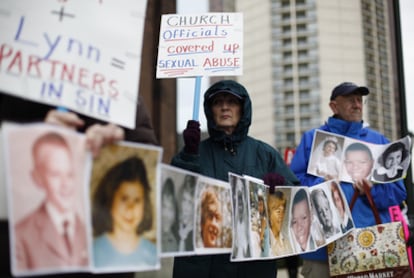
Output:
[194, 178, 232, 253]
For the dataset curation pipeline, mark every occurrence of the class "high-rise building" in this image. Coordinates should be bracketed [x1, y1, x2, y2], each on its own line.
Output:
[229, 0, 403, 152]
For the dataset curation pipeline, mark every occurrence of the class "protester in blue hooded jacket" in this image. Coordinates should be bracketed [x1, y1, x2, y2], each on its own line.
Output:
[289, 82, 407, 278]
[172, 80, 299, 278]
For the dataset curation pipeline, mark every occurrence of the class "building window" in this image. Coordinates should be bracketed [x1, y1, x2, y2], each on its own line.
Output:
[275, 134, 283, 144]
[284, 64, 293, 72]
[283, 51, 293, 60]
[300, 117, 311, 128]
[286, 119, 294, 128]
[299, 76, 309, 84]
[300, 103, 310, 113]
[282, 25, 291, 33]
[299, 89, 309, 99]
[284, 90, 294, 99]
[297, 36, 307, 45]
[286, 133, 295, 142]
[297, 23, 307, 31]
[298, 63, 308, 71]
[286, 104, 294, 113]
[298, 49, 308, 57]
[283, 77, 293, 86]
[282, 12, 290, 20]
[283, 38, 292, 46]
[296, 11, 306, 18]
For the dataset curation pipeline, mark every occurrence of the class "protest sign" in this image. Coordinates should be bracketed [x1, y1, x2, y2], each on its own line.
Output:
[307, 130, 412, 183]
[156, 13, 243, 78]
[160, 164, 232, 257]
[228, 174, 353, 261]
[2, 122, 163, 276]
[0, 0, 147, 128]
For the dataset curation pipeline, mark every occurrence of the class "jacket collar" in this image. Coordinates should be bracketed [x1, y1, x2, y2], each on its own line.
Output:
[325, 116, 368, 137]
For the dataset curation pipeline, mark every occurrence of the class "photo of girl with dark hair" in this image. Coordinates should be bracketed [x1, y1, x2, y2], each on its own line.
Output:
[373, 141, 410, 182]
[92, 156, 157, 270]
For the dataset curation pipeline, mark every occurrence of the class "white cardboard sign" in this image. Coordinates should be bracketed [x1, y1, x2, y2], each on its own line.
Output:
[156, 13, 243, 78]
[0, 0, 147, 128]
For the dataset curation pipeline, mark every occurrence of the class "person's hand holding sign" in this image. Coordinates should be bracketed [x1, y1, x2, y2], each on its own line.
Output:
[45, 109, 124, 157]
[45, 109, 85, 130]
[183, 120, 200, 155]
[263, 173, 286, 193]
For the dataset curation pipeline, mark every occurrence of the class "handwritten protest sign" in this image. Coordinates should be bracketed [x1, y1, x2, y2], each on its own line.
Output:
[156, 13, 243, 78]
[0, 0, 147, 128]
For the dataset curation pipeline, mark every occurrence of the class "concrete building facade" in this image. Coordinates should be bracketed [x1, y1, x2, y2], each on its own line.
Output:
[230, 0, 402, 151]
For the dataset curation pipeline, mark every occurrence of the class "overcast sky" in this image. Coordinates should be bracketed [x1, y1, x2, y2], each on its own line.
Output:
[400, 0, 414, 133]
[176, 0, 414, 133]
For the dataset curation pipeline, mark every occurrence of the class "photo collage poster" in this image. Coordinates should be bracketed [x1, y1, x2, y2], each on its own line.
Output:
[160, 164, 232, 257]
[228, 173, 354, 262]
[5, 122, 409, 275]
[307, 130, 412, 184]
[2, 122, 163, 276]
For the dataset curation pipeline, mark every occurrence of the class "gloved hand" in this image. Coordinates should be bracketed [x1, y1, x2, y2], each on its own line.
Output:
[183, 120, 200, 154]
[263, 173, 286, 193]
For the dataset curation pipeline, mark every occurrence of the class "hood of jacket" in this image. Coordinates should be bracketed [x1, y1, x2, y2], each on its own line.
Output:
[203, 80, 252, 144]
